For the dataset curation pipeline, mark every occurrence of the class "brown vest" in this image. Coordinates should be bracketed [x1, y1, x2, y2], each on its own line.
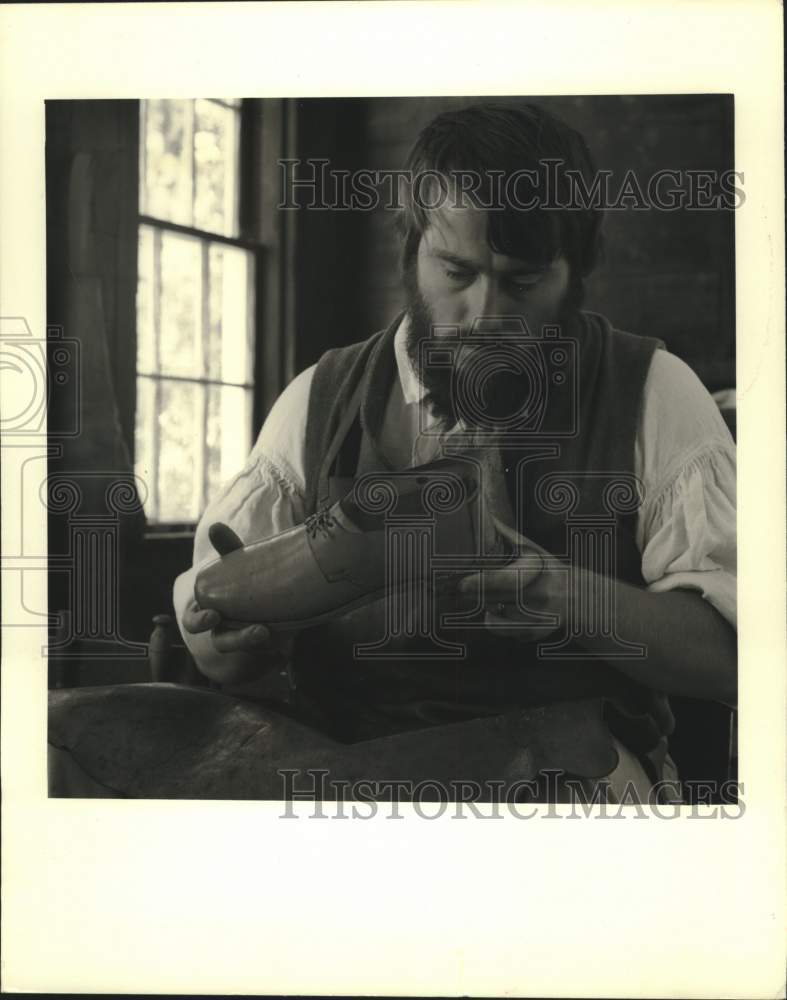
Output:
[292, 311, 675, 777]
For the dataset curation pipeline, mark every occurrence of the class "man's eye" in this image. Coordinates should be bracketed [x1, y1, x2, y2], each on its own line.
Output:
[445, 268, 475, 284]
[508, 275, 543, 294]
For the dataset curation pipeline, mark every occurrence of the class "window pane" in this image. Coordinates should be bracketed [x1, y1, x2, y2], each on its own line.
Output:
[206, 245, 223, 379]
[141, 98, 193, 226]
[208, 244, 255, 383]
[136, 381, 253, 524]
[158, 231, 202, 378]
[138, 231, 255, 384]
[194, 99, 239, 237]
[206, 384, 253, 504]
[157, 379, 199, 523]
[136, 96, 255, 527]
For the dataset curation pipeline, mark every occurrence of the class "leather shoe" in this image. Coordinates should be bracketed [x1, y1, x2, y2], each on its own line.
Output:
[194, 457, 509, 629]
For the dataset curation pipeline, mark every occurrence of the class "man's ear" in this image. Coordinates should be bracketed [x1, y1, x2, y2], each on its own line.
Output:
[208, 522, 244, 557]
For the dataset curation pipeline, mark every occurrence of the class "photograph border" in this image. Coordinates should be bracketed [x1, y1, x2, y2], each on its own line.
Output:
[1, 3, 784, 996]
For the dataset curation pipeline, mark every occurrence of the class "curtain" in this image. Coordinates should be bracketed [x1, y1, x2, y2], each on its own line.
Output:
[46, 101, 147, 666]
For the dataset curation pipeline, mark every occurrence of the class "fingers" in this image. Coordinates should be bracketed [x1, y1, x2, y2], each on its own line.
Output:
[183, 595, 288, 657]
[456, 558, 544, 602]
[482, 609, 523, 637]
[490, 559, 545, 590]
[212, 622, 278, 655]
[455, 571, 482, 600]
[182, 600, 221, 634]
[491, 514, 532, 551]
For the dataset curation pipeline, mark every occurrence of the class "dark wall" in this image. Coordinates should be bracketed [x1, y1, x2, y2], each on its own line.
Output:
[306, 95, 735, 390]
[45, 101, 148, 654]
[46, 101, 193, 671]
[45, 100, 140, 464]
[289, 99, 368, 372]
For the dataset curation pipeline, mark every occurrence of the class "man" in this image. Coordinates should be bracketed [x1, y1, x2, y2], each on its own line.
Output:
[174, 104, 737, 801]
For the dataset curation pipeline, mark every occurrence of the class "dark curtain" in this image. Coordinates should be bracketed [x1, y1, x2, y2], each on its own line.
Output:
[46, 100, 149, 680]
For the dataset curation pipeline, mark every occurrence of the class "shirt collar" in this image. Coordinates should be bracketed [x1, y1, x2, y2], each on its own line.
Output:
[393, 313, 429, 406]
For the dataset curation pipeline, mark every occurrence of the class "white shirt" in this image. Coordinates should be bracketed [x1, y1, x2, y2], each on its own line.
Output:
[190, 316, 737, 630]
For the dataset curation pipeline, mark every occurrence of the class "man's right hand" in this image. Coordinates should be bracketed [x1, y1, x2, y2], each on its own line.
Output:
[175, 560, 297, 684]
[181, 598, 288, 659]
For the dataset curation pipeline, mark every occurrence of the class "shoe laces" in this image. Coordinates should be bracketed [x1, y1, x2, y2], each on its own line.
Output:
[305, 506, 338, 539]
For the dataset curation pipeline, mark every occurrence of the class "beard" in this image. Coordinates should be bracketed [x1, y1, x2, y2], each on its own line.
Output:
[403, 261, 582, 432]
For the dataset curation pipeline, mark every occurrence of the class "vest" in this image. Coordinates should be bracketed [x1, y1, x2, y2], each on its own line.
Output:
[291, 311, 675, 780]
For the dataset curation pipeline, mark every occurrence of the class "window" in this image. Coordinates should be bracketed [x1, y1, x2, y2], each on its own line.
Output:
[135, 98, 257, 527]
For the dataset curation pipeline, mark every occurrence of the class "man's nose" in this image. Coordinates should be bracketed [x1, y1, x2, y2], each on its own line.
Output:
[466, 275, 501, 321]
[464, 277, 519, 334]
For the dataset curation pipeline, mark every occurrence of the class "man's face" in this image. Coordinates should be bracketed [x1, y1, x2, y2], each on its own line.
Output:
[405, 202, 576, 426]
[415, 202, 571, 335]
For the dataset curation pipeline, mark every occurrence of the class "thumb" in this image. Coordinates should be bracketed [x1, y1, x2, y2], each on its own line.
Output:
[455, 571, 482, 598]
[490, 514, 538, 553]
[209, 521, 244, 557]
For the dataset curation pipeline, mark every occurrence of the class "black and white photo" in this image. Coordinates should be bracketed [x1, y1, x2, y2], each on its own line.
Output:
[1, 4, 783, 997]
[45, 95, 739, 808]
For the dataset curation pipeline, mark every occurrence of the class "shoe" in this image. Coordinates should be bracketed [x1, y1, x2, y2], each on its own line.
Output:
[194, 457, 507, 629]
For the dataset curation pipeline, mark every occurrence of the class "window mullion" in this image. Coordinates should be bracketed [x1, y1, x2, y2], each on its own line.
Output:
[228, 103, 240, 238]
[187, 98, 196, 228]
[139, 100, 148, 215]
[196, 241, 209, 518]
[138, 214, 258, 251]
[136, 370, 253, 390]
[151, 228, 162, 523]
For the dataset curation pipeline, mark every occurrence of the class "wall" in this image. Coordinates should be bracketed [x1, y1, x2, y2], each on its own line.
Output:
[288, 98, 368, 373]
[348, 95, 735, 391]
[46, 101, 192, 674]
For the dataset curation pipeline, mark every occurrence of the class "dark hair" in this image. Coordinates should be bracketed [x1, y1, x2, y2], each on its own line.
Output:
[398, 103, 604, 287]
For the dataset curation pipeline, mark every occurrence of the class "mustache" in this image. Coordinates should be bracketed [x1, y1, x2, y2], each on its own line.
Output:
[403, 269, 578, 429]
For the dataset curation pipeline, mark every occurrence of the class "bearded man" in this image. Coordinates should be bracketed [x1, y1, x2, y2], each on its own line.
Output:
[173, 104, 737, 802]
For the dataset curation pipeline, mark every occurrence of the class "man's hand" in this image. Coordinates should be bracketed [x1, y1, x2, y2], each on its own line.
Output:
[174, 568, 297, 686]
[456, 517, 566, 640]
[455, 518, 736, 705]
[181, 599, 289, 659]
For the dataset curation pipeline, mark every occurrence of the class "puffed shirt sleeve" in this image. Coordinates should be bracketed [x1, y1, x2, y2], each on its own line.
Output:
[191, 364, 315, 570]
[635, 351, 737, 629]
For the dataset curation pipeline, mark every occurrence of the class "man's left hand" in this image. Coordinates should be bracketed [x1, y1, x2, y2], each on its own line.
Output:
[456, 518, 567, 640]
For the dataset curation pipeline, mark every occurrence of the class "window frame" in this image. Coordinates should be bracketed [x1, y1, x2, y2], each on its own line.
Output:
[134, 97, 269, 538]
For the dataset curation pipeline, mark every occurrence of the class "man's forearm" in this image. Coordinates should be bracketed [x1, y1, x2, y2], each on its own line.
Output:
[571, 570, 737, 706]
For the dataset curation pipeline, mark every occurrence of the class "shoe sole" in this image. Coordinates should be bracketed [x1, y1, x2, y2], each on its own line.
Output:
[218, 552, 517, 632]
